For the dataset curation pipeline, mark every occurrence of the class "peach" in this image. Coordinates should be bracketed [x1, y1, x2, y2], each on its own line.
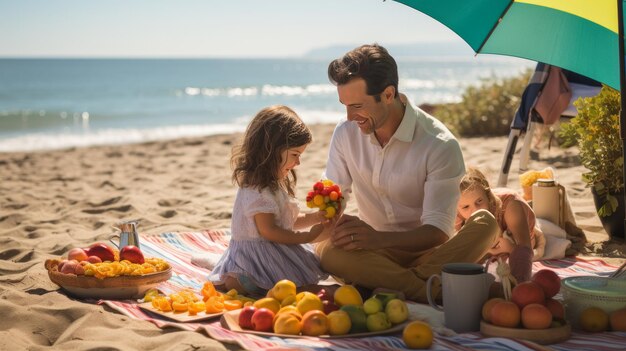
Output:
[482, 298, 505, 322]
[251, 308, 275, 332]
[610, 308, 626, 332]
[490, 301, 521, 328]
[67, 248, 89, 262]
[301, 310, 329, 336]
[521, 303, 552, 329]
[87, 255, 102, 263]
[511, 281, 545, 309]
[544, 298, 565, 319]
[531, 269, 561, 298]
[60, 260, 79, 274]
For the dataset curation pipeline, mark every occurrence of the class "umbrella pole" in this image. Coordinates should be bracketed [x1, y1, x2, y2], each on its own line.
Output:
[617, 0, 626, 239]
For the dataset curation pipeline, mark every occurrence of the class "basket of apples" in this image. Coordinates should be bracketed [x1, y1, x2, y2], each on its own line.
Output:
[44, 243, 171, 299]
[306, 179, 344, 219]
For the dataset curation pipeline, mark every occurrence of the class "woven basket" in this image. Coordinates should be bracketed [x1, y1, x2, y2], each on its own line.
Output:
[561, 276, 626, 329]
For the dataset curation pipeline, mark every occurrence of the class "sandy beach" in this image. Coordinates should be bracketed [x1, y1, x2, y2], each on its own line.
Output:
[1, 123, 624, 350]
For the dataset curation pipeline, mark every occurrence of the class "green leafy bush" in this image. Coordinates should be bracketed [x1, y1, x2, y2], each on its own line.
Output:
[559, 86, 623, 217]
[435, 70, 530, 136]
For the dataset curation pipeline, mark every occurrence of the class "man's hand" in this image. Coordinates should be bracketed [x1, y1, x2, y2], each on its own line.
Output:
[332, 214, 382, 250]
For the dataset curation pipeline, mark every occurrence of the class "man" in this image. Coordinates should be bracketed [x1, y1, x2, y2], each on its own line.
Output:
[316, 44, 499, 302]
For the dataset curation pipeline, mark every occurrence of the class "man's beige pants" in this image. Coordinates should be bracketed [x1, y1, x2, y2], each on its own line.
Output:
[315, 209, 499, 303]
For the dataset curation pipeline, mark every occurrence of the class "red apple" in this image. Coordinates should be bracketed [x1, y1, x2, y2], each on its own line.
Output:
[67, 248, 89, 262]
[86, 243, 115, 262]
[532, 269, 561, 298]
[120, 245, 145, 264]
[251, 308, 275, 332]
[511, 281, 545, 309]
[87, 255, 102, 263]
[238, 306, 257, 330]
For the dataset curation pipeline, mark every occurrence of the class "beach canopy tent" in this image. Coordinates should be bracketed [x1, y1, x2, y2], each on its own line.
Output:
[393, 0, 626, 228]
[497, 62, 602, 187]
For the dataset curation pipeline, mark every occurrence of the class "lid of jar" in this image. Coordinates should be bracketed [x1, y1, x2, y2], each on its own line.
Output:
[536, 179, 556, 187]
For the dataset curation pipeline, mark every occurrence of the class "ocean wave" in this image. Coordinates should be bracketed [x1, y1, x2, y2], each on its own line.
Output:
[0, 109, 346, 152]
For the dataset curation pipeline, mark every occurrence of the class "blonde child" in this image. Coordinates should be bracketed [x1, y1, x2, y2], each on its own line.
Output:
[207, 105, 330, 296]
[455, 168, 545, 283]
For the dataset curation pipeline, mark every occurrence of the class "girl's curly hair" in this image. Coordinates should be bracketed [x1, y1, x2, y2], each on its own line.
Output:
[231, 105, 311, 196]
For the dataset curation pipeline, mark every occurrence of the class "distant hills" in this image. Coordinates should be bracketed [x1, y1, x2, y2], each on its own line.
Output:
[303, 41, 475, 59]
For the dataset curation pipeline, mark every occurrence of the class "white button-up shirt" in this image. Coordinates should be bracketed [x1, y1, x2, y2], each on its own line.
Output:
[324, 98, 465, 237]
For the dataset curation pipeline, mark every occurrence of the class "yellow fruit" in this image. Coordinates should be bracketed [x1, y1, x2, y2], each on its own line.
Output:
[313, 195, 324, 206]
[296, 292, 323, 315]
[272, 279, 297, 302]
[327, 310, 352, 335]
[281, 295, 297, 307]
[273, 312, 302, 335]
[403, 321, 434, 349]
[322, 179, 334, 186]
[580, 306, 609, 332]
[275, 305, 301, 318]
[324, 206, 336, 218]
[334, 285, 363, 307]
[253, 297, 281, 314]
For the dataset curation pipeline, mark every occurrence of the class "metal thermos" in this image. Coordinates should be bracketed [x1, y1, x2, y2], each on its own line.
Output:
[115, 220, 140, 249]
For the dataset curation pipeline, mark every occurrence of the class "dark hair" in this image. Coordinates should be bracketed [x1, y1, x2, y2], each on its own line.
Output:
[327, 43, 399, 101]
[231, 105, 311, 196]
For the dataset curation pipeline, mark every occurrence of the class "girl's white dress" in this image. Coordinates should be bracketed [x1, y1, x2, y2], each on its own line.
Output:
[209, 186, 328, 290]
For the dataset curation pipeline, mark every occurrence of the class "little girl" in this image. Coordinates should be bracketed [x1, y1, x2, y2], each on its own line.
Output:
[208, 105, 330, 296]
[455, 168, 546, 283]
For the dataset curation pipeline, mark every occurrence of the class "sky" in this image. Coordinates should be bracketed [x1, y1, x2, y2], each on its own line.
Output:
[0, 0, 461, 58]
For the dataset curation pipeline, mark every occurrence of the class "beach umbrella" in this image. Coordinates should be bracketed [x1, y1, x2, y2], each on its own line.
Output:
[393, 0, 626, 232]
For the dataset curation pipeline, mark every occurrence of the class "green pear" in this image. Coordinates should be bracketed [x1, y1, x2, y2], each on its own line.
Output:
[366, 311, 392, 332]
[385, 298, 409, 324]
[363, 297, 383, 315]
[373, 292, 396, 308]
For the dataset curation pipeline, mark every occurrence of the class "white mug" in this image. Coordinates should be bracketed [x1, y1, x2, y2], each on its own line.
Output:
[426, 263, 494, 333]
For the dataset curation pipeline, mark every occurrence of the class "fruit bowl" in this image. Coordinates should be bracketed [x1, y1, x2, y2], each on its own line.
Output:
[480, 320, 571, 345]
[45, 259, 172, 300]
[561, 276, 626, 330]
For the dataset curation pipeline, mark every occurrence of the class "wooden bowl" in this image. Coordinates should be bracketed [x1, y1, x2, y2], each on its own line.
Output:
[46, 260, 172, 300]
[480, 320, 571, 345]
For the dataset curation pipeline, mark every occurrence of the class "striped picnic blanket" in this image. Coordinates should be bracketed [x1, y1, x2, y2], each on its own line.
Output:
[103, 230, 626, 351]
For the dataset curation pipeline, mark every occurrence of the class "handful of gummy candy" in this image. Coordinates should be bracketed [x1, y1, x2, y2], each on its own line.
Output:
[306, 179, 343, 218]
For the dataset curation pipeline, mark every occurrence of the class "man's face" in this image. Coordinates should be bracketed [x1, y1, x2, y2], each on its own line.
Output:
[337, 78, 389, 135]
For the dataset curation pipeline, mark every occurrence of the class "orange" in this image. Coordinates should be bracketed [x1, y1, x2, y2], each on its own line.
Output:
[580, 306, 609, 332]
[333, 285, 363, 307]
[301, 310, 329, 336]
[402, 321, 433, 349]
[327, 310, 351, 335]
[610, 308, 626, 331]
[482, 298, 504, 322]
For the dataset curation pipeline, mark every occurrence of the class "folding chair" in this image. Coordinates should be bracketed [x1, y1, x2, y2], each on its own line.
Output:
[497, 63, 602, 187]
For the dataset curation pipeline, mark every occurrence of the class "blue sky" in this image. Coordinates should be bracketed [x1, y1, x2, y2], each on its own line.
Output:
[0, 0, 460, 58]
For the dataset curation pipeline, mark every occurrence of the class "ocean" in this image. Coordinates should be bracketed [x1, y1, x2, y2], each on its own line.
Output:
[0, 57, 533, 152]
